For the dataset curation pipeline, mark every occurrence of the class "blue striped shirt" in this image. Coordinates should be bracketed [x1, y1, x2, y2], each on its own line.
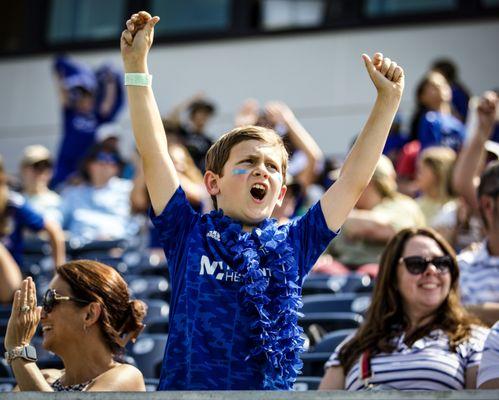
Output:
[478, 321, 499, 386]
[458, 241, 499, 305]
[325, 326, 488, 390]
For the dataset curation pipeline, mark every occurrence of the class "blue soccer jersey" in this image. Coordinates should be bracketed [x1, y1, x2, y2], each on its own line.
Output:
[151, 186, 337, 390]
[1, 192, 45, 266]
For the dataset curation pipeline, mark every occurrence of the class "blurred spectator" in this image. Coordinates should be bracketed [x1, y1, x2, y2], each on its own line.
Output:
[131, 137, 209, 252]
[265, 101, 324, 191]
[453, 91, 499, 212]
[51, 56, 124, 188]
[478, 321, 499, 389]
[167, 93, 216, 171]
[0, 242, 22, 304]
[328, 155, 425, 275]
[431, 58, 471, 122]
[3, 261, 146, 391]
[458, 161, 499, 326]
[0, 155, 65, 269]
[271, 180, 302, 224]
[382, 114, 407, 165]
[319, 227, 487, 390]
[20, 145, 62, 224]
[95, 122, 135, 179]
[416, 71, 466, 152]
[415, 146, 457, 236]
[59, 144, 138, 243]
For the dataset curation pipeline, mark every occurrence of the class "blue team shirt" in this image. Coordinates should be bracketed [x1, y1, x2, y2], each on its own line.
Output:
[418, 111, 466, 152]
[51, 57, 124, 188]
[0, 192, 45, 266]
[151, 187, 336, 390]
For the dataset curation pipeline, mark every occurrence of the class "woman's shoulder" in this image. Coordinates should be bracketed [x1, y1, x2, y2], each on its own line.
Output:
[469, 325, 490, 341]
[88, 362, 145, 391]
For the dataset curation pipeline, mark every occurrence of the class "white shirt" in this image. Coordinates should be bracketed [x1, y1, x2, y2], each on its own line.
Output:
[477, 321, 499, 387]
[325, 326, 488, 390]
[458, 241, 499, 305]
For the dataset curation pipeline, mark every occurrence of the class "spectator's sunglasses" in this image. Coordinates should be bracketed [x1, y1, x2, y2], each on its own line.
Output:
[399, 255, 453, 275]
[42, 289, 90, 313]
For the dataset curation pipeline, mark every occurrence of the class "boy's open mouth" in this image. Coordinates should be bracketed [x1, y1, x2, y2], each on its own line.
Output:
[250, 183, 267, 201]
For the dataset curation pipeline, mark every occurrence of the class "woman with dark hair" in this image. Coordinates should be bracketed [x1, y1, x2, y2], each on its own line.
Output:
[3, 260, 146, 391]
[319, 227, 488, 391]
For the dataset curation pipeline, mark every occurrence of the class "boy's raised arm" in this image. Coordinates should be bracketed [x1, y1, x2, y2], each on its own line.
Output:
[320, 53, 404, 232]
[120, 12, 179, 216]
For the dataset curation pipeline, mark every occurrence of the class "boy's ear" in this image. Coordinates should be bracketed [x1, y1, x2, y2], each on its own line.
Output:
[276, 185, 287, 207]
[204, 170, 221, 196]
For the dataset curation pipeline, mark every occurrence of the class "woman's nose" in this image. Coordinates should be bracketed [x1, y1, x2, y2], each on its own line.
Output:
[424, 263, 439, 275]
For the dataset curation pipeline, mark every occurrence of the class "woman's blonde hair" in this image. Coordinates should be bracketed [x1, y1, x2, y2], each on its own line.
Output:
[420, 146, 456, 201]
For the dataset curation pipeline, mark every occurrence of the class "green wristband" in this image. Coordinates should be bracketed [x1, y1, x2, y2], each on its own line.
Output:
[124, 73, 153, 86]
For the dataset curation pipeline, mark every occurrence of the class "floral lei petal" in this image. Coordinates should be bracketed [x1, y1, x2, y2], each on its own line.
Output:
[205, 209, 304, 389]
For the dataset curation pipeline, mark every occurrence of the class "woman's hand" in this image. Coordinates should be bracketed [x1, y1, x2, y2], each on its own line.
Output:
[4, 277, 41, 351]
[362, 52, 405, 100]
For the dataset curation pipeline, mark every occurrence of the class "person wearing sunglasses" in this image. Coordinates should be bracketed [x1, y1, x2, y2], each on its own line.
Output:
[19, 145, 63, 227]
[3, 260, 146, 391]
[319, 227, 489, 391]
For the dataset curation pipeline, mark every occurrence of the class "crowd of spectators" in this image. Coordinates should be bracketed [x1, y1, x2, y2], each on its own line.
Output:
[1, 52, 499, 392]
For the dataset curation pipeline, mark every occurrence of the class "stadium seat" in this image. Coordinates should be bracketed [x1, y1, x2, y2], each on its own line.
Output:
[144, 378, 159, 391]
[143, 317, 169, 334]
[126, 334, 167, 379]
[293, 376, 322, 391]
[0, 377, 16, 392]
[300, 329, 355, 377]
[123, 252, 168, 277]
[0, 357, 12, 378]
[126, 276, 170, 301]
[0, 306, 10, 319]
[143, 299, 169, 322]
[302, 293, 371, 315]
[303, 273, 373, 295]
[299, 312, 362, 334]
[0, 319, 8, 337]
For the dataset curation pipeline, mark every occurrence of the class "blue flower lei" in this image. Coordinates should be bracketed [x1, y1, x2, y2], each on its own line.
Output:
[202, 209, 305, 390]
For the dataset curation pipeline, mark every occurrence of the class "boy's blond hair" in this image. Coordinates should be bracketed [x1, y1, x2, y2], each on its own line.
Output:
[205, 125, 288, 208]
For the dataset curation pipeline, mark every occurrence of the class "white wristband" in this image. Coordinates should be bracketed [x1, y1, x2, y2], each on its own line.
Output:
[124, 73, 152, 87]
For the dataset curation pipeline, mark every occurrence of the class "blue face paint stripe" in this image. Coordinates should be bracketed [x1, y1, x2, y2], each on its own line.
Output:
[232, 168, 249, 175]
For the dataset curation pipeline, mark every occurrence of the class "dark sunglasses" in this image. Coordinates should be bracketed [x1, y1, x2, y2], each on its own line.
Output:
[31, 160, 53, 171]
[400, 255, 453, 275]
[42, 289, 90, 313]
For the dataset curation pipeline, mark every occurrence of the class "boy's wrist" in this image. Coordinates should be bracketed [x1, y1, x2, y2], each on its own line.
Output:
[124, 61, 149, 74]
[376, 91, 402, 106]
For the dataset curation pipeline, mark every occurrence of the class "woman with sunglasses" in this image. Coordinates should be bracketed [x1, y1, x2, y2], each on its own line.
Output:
[319, 227, 489, 391]
[3, 260, 147, 391]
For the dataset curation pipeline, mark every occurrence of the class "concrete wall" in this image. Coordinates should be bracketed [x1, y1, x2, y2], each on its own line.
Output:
[0, 20, 498, 173]
[1, 390, 499, 400]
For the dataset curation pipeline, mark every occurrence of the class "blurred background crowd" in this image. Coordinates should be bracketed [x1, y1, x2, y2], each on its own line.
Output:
[1, 0, 499, 393]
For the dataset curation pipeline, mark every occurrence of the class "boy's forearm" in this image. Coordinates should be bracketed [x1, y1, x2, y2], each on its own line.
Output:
[340, 94, 400, 191]
[127, 85, 169, 156]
